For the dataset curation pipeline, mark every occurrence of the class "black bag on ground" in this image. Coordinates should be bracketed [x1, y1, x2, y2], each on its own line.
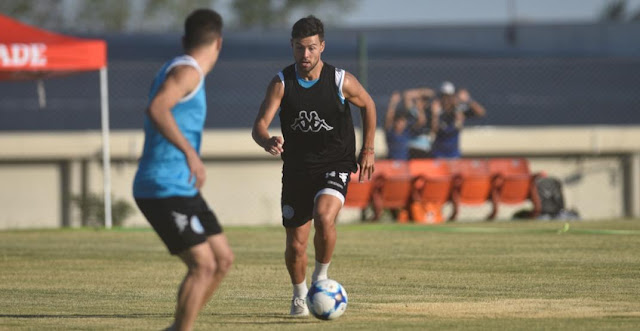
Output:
[536, 176, 565, 217]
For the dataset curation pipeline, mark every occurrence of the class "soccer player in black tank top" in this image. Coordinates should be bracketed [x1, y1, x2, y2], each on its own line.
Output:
[278, 62, 357, 174]
[252, 15, 377, 317]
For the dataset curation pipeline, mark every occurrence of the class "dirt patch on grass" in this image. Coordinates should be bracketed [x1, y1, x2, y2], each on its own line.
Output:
[367, 299, 640, 319]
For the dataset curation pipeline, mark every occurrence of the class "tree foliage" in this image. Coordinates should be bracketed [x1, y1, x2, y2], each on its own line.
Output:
[231, 0, 356, 28]
[0, 0, 67, 31]
[0, 0, 215, 32]
[71, 193, 134, 227]
[0, 0, 356, 32]
[599, 0, 640, 22]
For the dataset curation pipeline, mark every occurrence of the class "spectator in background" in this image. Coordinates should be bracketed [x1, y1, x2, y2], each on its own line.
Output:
[384, 87, 434, 160]
[430, 81, 486, 158]
[384, 91, 411, 160]
[403, 87, 434, 159]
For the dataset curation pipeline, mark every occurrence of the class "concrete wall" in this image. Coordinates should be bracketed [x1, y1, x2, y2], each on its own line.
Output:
[0, 163, 60, 229]
[1, 126, 639, 229]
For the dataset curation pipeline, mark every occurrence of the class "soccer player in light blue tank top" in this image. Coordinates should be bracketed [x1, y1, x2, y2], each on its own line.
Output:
[133, 55, 207, 198]
[131, 9, 234, 331]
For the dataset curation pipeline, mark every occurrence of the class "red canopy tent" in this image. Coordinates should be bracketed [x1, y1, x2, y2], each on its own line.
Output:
[0, 14, 113, 228]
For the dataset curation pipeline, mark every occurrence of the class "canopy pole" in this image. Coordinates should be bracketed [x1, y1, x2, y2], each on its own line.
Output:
[36, 79, 46, 108]
[100, 66, 112, 229]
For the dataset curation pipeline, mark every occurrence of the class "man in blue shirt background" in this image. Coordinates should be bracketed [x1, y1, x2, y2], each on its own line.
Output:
[430, 81, 486, 158]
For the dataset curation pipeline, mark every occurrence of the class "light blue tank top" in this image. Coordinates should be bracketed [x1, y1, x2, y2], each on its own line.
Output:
[133, 55, 206, 198]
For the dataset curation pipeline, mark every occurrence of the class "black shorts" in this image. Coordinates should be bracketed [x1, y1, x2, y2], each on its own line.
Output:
[135, 193, 222, 255]
[281, 169, 352, 228]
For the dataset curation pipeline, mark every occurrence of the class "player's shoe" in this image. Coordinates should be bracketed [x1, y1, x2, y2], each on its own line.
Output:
[289, 296, 309, 317]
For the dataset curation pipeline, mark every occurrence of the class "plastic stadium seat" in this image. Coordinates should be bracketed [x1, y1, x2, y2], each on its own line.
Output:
[343, 168, 375, 220]
[408, 159, 453, 223]
[344, 168, 374, 208]
[448, 158, 493, 221]
[488, 158, 543, 219]
[371, 160, 412, 221]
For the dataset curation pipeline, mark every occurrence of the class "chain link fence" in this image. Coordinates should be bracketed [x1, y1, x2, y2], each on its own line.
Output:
[2, 56, 640, 131]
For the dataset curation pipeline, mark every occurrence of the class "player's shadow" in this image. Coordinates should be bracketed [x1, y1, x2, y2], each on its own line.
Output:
[207, 312, 318, 325]
[1, 312, 320, 325]
[0, 313, 172, 319]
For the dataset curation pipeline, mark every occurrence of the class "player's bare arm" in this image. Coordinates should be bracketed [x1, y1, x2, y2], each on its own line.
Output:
[146, 65, 206, 188]
[342, 71, 376, 182]
[252, 75, 285, 156]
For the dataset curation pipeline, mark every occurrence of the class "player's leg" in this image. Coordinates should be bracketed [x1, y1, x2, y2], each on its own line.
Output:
[281, 170, 315, 316]
[174, 242, 217, 331]
[311, 194, 342, 282]
[310, 169, 350, 283]
[285, 222, 312, 284]
[189, 196, 233, 311]
[136, 194, 227, 330]
[285, 222, 312, 316]
[198, 233, 234, 311]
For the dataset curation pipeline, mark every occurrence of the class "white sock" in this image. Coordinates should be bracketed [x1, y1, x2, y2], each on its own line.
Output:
[293, 280, 308, 298]
[312, 261, 330, 283]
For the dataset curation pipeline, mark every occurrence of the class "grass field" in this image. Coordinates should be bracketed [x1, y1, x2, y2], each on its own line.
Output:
[1, 220, 640, 330]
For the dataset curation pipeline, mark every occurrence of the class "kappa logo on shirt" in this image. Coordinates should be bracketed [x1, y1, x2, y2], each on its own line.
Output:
[290, 110, 333, 132]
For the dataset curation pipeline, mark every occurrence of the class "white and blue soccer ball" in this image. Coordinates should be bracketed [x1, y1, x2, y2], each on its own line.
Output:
[306, 279, 348, 320]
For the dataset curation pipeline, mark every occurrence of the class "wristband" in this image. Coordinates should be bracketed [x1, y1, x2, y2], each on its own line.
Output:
[360, 148, 375, 155]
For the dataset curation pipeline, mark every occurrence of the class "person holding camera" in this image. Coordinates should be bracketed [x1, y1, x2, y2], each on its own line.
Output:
[430, 81, 486, 158]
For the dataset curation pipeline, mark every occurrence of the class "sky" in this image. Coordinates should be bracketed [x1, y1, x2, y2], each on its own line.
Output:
[217, 0, 640, 27]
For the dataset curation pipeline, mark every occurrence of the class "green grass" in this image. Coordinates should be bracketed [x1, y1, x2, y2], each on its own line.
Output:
[1, 220, 640, 330]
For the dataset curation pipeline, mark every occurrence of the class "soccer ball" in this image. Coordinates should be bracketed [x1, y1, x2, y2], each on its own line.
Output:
[306, 279, 348, 320]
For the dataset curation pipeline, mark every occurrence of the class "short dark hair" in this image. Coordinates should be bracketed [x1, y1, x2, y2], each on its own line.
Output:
[184, 9, 223, 50]
[291, 15, 324, 41]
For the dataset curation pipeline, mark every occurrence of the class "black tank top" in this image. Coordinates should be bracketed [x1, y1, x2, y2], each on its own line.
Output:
[278, 62, 357, 174]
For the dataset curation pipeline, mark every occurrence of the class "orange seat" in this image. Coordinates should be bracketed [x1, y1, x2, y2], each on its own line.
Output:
[371, 160, 412, 221]
[344, 169, 374, 208]
[408, 159, 453, 223]
[344, 169, 375, 220]
[448, 158, 493, 221]
[488, 158, 542, 219]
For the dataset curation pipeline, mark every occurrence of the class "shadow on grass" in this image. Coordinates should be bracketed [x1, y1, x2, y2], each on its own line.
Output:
[0, 312, 319, 325]
[0, 313, 171, 319]
[207, 312, 318, 325]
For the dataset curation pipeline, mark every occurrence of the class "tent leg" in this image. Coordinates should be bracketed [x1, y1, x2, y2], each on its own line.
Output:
[100, 67, 112, 229]
[37, 79, 46, 109]
[59, 160, 71, 227]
